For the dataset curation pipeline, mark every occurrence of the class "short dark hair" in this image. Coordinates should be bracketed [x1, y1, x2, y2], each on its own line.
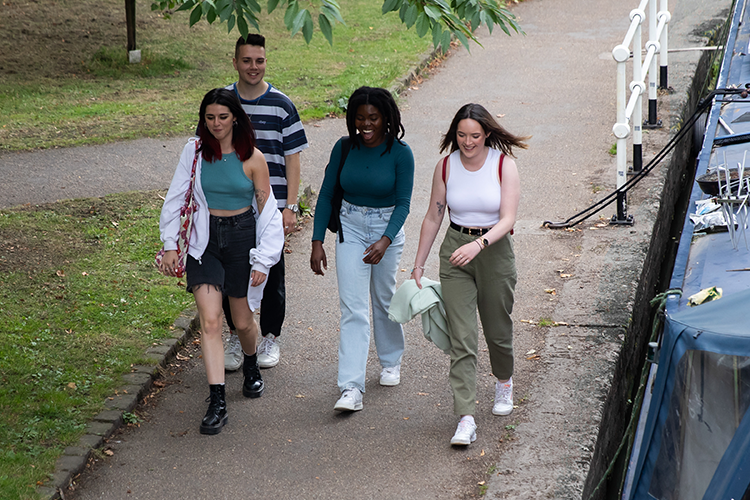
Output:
[235, 34, 266, 59]
[196, 88, 257, 163]
[439, 103, 530, 158]
[346, 86, 405, 154]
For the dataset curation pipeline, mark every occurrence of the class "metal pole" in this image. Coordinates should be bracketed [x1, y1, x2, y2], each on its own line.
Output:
[646, 0, 661, 128]
[659, 0, 669, 89]
[612, 45, 634, 225]
[633, 12, 644, 172]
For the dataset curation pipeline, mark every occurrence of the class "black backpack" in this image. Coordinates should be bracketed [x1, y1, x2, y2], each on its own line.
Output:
[325, 136, 351, 243]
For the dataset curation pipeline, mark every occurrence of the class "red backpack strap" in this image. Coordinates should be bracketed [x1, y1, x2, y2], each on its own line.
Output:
[497, 153, 514, 235]
[442, 156, 448, 183]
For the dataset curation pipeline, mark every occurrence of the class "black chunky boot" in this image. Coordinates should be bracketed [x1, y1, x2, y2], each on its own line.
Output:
[242, 353, 264, 398]
[199, 384, 228, 435]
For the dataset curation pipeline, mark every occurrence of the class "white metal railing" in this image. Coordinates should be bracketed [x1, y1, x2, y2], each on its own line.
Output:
[611, 0, 671, 224]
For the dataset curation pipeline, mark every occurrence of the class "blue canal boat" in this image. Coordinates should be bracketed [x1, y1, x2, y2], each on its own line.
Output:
[622, 0, 750, 498]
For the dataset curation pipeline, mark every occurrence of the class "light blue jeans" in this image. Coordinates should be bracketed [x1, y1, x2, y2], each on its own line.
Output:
[336, 200, 405, 393]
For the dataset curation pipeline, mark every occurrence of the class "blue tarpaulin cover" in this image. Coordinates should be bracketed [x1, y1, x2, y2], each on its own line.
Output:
[629, 288, 750, 500]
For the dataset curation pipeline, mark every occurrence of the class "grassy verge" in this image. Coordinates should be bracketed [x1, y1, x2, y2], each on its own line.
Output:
[0, 0, 432, 151]
[0, 192, 194, 498]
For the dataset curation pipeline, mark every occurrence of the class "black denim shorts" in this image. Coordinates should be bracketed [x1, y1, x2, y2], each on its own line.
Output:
[186, 208, 256, 297]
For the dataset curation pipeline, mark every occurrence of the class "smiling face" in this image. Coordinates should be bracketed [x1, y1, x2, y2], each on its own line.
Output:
[204, 104, 235, 144]
[456, 118, 489, 160]
[233, 44, 267, 88]
[354, 104, 385, 148]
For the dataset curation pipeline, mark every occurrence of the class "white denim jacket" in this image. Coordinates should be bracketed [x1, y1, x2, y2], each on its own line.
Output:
[159, 138, 284, 311]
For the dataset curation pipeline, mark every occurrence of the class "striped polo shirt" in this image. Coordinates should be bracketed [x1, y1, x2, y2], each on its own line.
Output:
[227, 82, 309, 208]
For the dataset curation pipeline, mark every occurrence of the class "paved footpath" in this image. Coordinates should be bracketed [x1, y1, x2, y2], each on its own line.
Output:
[1, 0, 729, 498]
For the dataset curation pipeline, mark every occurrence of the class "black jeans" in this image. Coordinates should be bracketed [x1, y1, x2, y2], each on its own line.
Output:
[223, 226, 286, 338]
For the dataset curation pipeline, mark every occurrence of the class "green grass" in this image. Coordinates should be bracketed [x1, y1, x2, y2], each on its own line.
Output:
[0, 192, 193, 498]
[0, 1, 439, 496]
[0, 0, 433, 151]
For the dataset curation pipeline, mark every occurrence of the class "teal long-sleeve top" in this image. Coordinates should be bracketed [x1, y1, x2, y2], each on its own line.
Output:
[312, 136, 415, 243]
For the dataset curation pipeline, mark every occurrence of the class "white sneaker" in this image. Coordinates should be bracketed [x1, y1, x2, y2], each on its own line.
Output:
[334, 388, 363, 412]
[379, 365, 401, 386]
[450, 418, 477, 446]
[224, 332, 243, 371]
[492, 378, 514, 416]
[257, 334, 280, 368]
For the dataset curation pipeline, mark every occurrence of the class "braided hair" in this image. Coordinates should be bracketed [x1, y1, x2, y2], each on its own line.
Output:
[346, 86, 405, 155]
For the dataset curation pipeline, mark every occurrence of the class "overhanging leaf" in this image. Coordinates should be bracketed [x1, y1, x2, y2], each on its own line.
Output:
[301, 10, 314, 43]
[415, 12, 430, 38]
[319, 13, 333, 45]
[189, 4, 203, 26]
[382, 0, 400, 14]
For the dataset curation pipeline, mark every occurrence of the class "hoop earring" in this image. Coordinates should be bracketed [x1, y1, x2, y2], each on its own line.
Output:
[233, 121, 237, 127]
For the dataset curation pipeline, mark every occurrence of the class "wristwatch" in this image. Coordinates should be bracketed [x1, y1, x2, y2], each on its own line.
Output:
[285, 203, 299, 213]
[482, 237, 490, 248]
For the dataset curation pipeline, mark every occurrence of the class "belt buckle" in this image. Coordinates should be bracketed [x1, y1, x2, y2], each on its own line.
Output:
[468, 227, 480, 236]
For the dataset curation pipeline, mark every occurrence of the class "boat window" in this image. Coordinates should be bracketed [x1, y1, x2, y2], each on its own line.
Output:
[649, 350, 750, 500]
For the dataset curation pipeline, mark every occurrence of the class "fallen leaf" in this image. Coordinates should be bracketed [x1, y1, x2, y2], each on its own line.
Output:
[176, 353, 190, 361]
[103, 449, 114, 456]
[525, 349, 536, 355]
[560, 273, 572, 278]
[478, 480, 486, 485]
[295, 394, 305, 398]
[480, 450, 485, 457]
[403, 417, 409, 420]
[67, 382, 77, 390]
[544, 288, 556, 294]
[417, 392, 429, 396]
[526, 354, 541, 360]
[56, 270, 65, 277]
[82, 271, 88, 276]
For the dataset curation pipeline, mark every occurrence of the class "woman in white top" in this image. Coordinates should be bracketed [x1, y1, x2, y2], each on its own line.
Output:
[411, 103, 529, 446]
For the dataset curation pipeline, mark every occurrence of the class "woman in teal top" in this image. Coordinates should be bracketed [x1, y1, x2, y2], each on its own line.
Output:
[310, 86, 414, 412]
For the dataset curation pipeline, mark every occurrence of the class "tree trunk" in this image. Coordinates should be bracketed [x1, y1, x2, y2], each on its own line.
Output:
[125, 0, 136, 51]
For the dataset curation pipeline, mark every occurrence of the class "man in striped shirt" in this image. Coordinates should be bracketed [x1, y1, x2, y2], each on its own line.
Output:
[223, 33, 309, 372]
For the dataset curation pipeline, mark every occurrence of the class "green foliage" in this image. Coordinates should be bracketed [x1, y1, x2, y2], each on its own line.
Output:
[151, 0, 523, 51]
[0, 192, 193, 497]
[122, 412, 142, 424]
[86, 47, 193, 78]
[1, 0, 432, 151]
[537, 317, 555, 327]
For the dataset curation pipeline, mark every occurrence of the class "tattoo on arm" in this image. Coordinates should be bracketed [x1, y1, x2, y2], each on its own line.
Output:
[436, 201, 445, 216]
[255, 189, 268, 208]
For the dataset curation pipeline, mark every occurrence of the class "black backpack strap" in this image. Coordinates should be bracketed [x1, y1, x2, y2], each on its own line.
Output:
[333, 137, 350, 242]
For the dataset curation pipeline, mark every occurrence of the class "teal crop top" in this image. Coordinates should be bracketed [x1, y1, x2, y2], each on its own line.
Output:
[201, 152, 255, 210]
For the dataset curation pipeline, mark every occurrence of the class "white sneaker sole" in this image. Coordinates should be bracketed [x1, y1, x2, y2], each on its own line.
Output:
[225, 361, 243, 372]
[450, 432, 477, 446]
[334, 398, 363, 412]
[379, 377, 400, 386]
[258, 356, 279, 368]
[492, 405, 513, 416]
